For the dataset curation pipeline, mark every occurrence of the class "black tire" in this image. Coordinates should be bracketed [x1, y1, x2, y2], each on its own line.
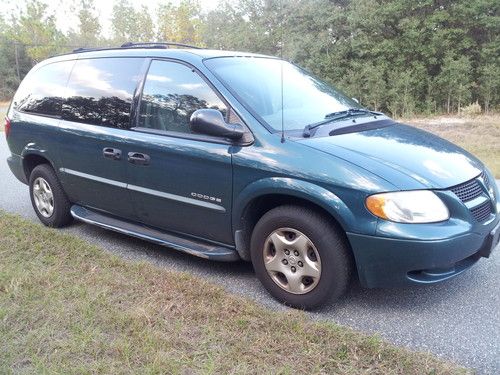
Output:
[29, 164, 73, 227]
[250, 205, 351, 310]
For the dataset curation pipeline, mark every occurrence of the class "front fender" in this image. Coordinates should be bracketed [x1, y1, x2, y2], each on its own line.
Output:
[233, 177, 357, 232]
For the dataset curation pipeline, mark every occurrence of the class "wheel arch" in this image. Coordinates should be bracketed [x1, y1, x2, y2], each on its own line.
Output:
[22, 151, 54, 181]
[233, 178, 356, 260]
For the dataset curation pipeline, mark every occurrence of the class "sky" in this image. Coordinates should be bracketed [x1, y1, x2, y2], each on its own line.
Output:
[0, 0, 221, 37]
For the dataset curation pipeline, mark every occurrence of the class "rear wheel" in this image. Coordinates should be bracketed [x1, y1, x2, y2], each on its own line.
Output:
[29, 164, 72, 227]
[251, 205, 351, 309]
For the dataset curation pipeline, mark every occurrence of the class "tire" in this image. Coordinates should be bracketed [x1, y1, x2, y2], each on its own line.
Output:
[29, 164, 73, 227]
[250, 205, 351, 310]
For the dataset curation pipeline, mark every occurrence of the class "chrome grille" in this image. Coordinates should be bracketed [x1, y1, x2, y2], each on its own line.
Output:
[470, 201, 493, 222]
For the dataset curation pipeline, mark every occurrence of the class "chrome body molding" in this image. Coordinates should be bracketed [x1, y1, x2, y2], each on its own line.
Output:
[59, 168, 127, 188]
[59, 167, 226, 212]
[127, 184, 226, 212]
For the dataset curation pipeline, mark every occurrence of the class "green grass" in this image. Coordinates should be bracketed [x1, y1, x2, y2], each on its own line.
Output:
[0, 211, 469, 374]
[406, 114, 500, 178]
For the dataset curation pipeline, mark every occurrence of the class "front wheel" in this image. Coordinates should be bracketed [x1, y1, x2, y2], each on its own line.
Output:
[250, 205, 351, 309]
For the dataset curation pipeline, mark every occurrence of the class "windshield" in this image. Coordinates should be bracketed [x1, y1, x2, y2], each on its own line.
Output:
[204, 57, 361, 131]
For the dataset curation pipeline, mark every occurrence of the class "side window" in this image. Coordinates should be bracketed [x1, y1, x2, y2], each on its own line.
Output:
[138, 60, 227, 134]
[12, 60, 74, 117]
[63, 58, 144, 129]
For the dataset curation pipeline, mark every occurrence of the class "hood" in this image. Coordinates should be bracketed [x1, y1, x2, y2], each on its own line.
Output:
[297, 123, 483, 189]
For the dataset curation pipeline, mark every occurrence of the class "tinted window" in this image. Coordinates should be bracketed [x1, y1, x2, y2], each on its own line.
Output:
[138, 60, 227, 133]
[63, 58, 144, 129]
[12, 60, 74, 117]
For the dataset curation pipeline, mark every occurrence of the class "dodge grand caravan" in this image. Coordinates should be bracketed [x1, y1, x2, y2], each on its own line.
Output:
[5, 42, 500, 309]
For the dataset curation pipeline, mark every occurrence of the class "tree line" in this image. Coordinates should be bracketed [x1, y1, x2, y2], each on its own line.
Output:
[1, 0, 498, 117]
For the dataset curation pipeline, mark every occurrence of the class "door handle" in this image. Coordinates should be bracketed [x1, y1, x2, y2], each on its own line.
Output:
[103, 147, 122, 160]
[128, 152, 150, 166]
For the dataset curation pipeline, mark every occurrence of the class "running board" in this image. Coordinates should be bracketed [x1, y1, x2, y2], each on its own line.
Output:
[70, 205, 240, 262]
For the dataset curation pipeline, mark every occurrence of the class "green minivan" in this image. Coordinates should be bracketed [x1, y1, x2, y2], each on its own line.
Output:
[5, 43, 499, 309]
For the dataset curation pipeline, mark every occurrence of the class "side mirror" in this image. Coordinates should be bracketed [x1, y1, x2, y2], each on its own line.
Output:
[190, 109, 245, 140]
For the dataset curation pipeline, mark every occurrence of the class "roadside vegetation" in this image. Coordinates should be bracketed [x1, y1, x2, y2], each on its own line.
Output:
[1, 0, 499, 118]
[406, 114, 500, 178]
[0, 211, 469, 374]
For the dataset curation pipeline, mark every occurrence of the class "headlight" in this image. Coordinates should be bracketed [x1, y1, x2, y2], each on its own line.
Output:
[366, 190, 449, 223]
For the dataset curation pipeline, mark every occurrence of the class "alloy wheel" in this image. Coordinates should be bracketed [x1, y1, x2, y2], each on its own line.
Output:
[32, 177, 54, 218]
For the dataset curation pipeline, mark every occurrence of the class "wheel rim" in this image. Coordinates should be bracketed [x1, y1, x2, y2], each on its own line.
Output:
[263, 227, 322, 295]
[33, 177, 54, 218]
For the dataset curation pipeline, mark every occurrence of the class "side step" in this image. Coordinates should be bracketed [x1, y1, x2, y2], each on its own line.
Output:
[70, 205, 240, 262]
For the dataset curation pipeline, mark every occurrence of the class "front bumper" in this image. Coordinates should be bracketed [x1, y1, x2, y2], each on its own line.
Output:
[347, 216, 500, 288]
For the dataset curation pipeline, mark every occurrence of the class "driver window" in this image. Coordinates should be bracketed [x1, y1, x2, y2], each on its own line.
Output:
[139, 60, 227, 134]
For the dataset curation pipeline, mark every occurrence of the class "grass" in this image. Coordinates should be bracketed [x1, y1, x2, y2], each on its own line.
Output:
[0, 211, 469, 374]
[405, 114, 500, 178]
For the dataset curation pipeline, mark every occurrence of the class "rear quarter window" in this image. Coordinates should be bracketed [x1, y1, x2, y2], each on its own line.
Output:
[12, 60, 74, 117]
[62, 57, 144, 129]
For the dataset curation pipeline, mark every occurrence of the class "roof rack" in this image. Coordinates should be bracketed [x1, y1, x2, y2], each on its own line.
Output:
[72, 41, 202, 54]
[121, 42, 202, 49]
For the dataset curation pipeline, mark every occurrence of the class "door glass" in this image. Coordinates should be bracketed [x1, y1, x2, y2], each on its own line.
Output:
[138, 60, 227, 134]
[63, 57, 144, 129]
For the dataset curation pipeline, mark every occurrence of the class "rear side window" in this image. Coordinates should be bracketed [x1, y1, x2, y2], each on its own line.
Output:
[12, 60, 74, 117]
[63, 58, 144, 129]
[138, 60, 227, 134]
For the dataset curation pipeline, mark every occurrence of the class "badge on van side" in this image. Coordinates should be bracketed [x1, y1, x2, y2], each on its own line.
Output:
[191, 192, 222, 203]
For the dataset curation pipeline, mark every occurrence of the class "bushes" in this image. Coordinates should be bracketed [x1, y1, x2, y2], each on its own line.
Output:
[461, 102, 482, 116]
[0, 0, 498, 115]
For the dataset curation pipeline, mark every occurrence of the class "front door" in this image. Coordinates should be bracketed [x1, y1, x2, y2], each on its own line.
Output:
[126, 59, 234, 244]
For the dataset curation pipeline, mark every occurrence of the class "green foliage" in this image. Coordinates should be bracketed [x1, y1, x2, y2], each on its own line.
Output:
[197, 0, 500, 116]
[9, 0, 67, 62]
[436, 54, 473, 114]
[478, 63, 500, 113]
[111, 0, 154, 43]
[0, 0, 498, 116]
[67, 0, 102, 47]
[157, 0, 203, 44]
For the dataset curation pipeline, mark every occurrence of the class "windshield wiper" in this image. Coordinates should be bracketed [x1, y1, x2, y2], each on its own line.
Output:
[303, 108, 382, 137]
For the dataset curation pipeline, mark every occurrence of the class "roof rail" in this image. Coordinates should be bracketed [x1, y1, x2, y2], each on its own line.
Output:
[71, 47, 117, 53]
[120, 42, 202, 49]
[71, 42, 202, 54]
[72, 47, 96, 53]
